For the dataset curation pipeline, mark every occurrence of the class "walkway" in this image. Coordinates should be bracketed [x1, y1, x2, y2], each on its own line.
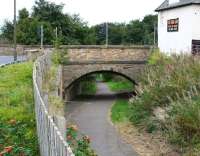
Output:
[65, 82, 138, 156]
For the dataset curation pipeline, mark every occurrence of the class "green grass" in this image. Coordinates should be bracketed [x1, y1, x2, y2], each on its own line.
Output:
[0, 62, 39, 155]
[111, 100, 130, 123]
[107, 80, 134, 92]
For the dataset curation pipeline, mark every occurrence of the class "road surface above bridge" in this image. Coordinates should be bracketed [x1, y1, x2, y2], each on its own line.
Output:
[65, 82, 138, 156]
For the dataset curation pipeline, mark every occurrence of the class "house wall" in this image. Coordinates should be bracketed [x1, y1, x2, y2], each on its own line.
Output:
[158, 5, 198, 54]
[192, 5, 200, 40]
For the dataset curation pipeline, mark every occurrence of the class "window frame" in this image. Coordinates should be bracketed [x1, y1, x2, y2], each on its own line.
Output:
[167, 18, 179, 32]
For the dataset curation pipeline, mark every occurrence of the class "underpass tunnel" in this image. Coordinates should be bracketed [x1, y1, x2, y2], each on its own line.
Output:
[64, 71, 138, 156]
[64, 71, 137, 102]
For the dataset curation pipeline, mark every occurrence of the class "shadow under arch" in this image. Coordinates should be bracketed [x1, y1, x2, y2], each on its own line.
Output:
[65, 70, 137, 91]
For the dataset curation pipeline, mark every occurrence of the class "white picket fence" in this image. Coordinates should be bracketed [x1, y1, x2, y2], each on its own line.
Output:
[33, 55, 74, 156]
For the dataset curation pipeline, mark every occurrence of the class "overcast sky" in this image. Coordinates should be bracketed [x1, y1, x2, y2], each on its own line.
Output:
[0, 0, 163, 27]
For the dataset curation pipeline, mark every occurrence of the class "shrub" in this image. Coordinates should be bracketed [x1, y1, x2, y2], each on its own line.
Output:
[51, 48, 69, 65]
[79, 76, 97, 95]
[129, 100, 151, 125]
[148, 48, 170, 65]
[166, 96, 200, 152]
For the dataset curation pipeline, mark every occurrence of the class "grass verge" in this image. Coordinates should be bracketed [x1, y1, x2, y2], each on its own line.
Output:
[111, 100, 129, 123]
[0, 62, 39, 155]
[107, 80, 134, 92]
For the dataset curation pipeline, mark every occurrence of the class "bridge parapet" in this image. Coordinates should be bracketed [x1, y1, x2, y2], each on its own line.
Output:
[66, 45, 152, 62]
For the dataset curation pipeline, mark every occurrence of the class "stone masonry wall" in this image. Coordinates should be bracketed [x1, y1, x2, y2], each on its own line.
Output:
[67, 46, 151, 62]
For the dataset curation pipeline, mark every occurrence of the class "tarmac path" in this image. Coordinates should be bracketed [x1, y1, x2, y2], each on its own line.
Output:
[65, 82, 138, 156]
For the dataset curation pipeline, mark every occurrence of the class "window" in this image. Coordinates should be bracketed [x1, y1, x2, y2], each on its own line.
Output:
[167, 18, 179, 32]
[192, 40, 200, 55]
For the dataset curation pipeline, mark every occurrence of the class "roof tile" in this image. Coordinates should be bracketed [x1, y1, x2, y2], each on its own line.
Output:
[155, 0, 200, 11]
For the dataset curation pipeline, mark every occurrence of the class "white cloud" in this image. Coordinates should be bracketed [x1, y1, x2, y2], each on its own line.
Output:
[0, 0, 163, 27]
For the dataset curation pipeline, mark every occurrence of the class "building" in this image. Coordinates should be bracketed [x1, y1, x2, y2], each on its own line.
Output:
[156, 0, 200, 54]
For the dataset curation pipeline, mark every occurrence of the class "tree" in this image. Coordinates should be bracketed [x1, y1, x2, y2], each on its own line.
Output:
[19, 8, 29, 20]
[126, 20, 144, 44]
[32, 0, 65, 27]
[92, 23, 107, 45]
[0, 0, 157, 45]
[1, 21, 14, 42]
[142, 15, 158, 45]
[17, 18, 53, 45]
[32, 0, 91, 45]
[107, 23, 126, 45]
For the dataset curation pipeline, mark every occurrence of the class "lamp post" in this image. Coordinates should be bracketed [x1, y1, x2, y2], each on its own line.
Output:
[40, 25, 44, 49]
[14, 0, 17, 61]
[154, 23, 157, 46]
[106, 22, 108, 47]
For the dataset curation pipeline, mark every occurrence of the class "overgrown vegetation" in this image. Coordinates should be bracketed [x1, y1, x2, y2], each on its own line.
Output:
[67, 125, 97, 156]
[129, 51, 200, 155]
[43, 49, 65, 115]
[51, 39, 69, 65]
[0, 63, 39, 155]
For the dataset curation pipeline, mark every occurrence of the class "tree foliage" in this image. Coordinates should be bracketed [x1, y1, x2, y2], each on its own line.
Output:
[0, 0, 157, 45]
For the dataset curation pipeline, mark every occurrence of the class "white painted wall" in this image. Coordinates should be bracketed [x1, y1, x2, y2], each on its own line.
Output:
[192, 5, 200, 40]
[158, 5, 200, 54]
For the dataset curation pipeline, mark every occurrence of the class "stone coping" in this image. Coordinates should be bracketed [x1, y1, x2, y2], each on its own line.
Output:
[64, 60, 147, 65]
[0, 44, 155, 49]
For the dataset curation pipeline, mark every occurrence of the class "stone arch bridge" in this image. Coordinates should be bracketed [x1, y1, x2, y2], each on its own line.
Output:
[31, 45, 152, 156]
[61, 45, 152, 100]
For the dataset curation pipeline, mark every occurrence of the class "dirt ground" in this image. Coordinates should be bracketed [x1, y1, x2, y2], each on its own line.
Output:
[115, 122, 180, 156]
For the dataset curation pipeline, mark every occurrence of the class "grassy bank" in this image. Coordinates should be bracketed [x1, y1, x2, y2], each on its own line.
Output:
[129, 52, 200, 155]
[0, 62, 39, 155]
[110, 52, 200, 155]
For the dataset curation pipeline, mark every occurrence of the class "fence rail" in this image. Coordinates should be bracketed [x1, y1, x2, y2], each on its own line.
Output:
[33, 54, 74, 156]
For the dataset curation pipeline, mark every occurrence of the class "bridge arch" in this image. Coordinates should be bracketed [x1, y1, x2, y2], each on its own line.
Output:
[63, 64, 143, 90]
[62, 64, 144, 101]
[65, 70, 137, 91]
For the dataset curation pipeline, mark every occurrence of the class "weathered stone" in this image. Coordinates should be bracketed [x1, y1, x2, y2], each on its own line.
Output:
[67, 46, 150, 62]
[62, 46, 152, 100]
